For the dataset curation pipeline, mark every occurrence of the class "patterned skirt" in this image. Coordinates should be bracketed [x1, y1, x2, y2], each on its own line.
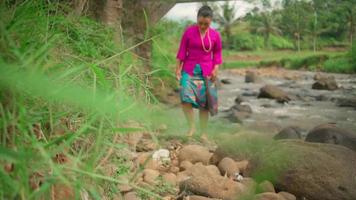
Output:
[179, 64, 218, 111]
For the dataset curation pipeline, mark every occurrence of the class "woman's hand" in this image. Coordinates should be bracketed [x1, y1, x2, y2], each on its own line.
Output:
[210, 66, 219, 82]
[176, 59, 183, 81]
[176, 69, 182, 81]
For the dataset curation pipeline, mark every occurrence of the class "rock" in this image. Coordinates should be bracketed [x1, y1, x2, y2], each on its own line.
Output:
[218, 157, 240, 177]
[242, 91, 259, 97]
[179, 160, 193, 171]
[118, 184, 133, 193]
[272, 140, 356, 200]
[305, 123, 356, 151]
[178, 145, 212, 164]
[273, 127, 303, 140]
[221, 78, 232, 84]
[169, 166, 180, 173]
[336, 97, 356, 108]
[124, 192, 140, 200]
[240, 177, 257, 194]
[205, 165, 221, 176]
[162, 173, 177, 186]
[142, 169, 160, 185]
[136, 138, 158, 152]
[231, 104, 253, 113]
[234, 96, 246, 105]
[176, 171, 190, 184]
[227, 110, 251, 123]
[312, 75, 338, 91]
[136, 152, 160, 170]
[277, 191, 296, 200]
[258, 85, 291, 103]
[258, 180, 275, 193]
[235, 160, 249, 175]
[245, 71, 261, 83]
[254, 192, 284, 200]
[179, 163, 247, 200]
[184, 195, 220, 200]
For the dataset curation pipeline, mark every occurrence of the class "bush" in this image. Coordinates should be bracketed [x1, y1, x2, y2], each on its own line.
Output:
[323, 56, 353, 73]
[349, 43, 356, 71]
[231, 33, 264, 51]
[269, 35, 294, 50]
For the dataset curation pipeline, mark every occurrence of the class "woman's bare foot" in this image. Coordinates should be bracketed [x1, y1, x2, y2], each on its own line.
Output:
[186, 128, 196, 137]
[200, 133, 209, 142]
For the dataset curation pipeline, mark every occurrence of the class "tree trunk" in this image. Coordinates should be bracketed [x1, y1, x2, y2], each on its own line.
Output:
[102, 0, 123, 45]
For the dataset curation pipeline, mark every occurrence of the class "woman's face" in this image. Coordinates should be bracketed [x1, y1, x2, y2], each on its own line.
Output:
[197, 16, 212, 31]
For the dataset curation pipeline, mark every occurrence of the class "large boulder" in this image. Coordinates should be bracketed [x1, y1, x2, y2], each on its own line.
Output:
[217, 157, 240, 177]
[213, 139, 356, 200]
[273, 140, 356, 200]
[312, 74, 338, 91]
[178, 145, 212, 164]
[245, 71, 262, 83]
[226, 104, 253, 124]
[273, 127, 303, 140]
[179, 163, 247, 200]
[258, 85, 291, 103]
[305, 123, 356, 151]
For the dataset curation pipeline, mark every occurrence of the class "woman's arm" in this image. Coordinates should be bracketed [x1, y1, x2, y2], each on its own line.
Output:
[176, 27, 189, 81]
[176, 59, 183, 81]
[211, 32, 223, 81]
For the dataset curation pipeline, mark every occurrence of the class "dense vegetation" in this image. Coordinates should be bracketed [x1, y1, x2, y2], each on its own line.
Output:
[205, 0, 356, 73]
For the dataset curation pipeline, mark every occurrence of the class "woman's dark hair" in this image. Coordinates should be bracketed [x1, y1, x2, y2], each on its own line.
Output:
[197, 5, 213, 18]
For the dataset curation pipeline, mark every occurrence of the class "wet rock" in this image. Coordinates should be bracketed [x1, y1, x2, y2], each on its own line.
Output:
[258, 85, 291, 103]
[221, 78, 232, 84]
[227, 110, 251, 123]
[273, 126, 303, 140]
[258, 180, 275, 193]
[242, 91, 259, 97]
[305, 123, 356, 151]
[336, 97, 356, 108]
[234, 96, 246, 104]
[312, 75, 338, 91]
[245, 71, 262, 83]
[231, 104, 253, 113]
[218, 157, 240, 177]
[277, 191, 296, 200]
[178, 145, 212, 164]
[179, 163, 247, 200]
[315, 94, 330, 101]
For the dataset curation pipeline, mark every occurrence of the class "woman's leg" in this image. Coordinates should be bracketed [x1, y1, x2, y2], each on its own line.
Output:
[182, 102, 195, 136]
[199, 108, 209, 138]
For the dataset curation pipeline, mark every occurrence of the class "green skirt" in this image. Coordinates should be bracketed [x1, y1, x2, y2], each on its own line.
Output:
[179, 64, 218, 110]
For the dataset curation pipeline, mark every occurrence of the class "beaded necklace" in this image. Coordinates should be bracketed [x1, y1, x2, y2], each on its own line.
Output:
[199, 27, 212, 52]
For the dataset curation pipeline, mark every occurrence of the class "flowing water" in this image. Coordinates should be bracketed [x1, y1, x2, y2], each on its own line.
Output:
[215, 67, 356, 135]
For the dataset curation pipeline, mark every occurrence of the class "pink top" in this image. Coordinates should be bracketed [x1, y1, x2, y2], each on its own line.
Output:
[176, 24, 223, 77]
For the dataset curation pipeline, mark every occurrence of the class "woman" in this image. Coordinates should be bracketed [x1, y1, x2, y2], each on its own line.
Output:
[175, 5, 223, 139]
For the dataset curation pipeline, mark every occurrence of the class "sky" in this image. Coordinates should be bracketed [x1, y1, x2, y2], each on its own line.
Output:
[164, 1, 256, 23]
